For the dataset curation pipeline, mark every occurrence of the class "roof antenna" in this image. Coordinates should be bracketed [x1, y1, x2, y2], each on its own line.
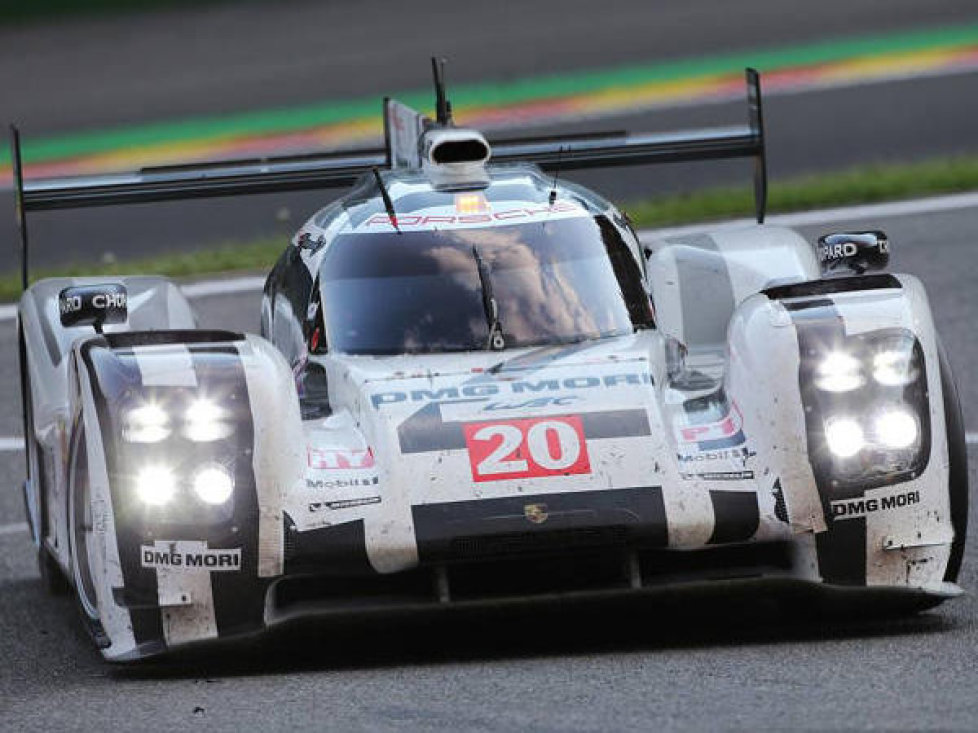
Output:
[548, 146, 564, 206]
[431, 56, 453, 126]
[372, 168, 401, 234]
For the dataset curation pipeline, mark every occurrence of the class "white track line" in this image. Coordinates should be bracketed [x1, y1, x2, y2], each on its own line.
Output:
[179, 276, 266, 299]
[0, 522, 28, 537]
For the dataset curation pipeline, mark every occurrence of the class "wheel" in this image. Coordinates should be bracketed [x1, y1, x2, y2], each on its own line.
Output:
[938, 339, 968, 583]
[20, 328, 71, 596]
[68, 422, 107, 645]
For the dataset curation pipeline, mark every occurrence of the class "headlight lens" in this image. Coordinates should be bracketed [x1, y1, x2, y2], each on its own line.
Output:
[874, 408, 919, 449]
[183, 398, 234, 442]
[824, 417, 865, 458]
[192, 464, 235, 505]
[815, 351, 865, 392]
[805, 329, 929, 489]
[872, 348, 919, 387]
[135, 465, 177, 506]
[122, 403, 170, 443]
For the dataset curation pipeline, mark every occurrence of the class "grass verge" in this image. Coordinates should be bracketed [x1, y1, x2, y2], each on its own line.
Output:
[6, 154, 978, 303]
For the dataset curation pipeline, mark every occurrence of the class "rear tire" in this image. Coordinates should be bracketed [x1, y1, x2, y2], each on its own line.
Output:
[939, 339, 968, 583]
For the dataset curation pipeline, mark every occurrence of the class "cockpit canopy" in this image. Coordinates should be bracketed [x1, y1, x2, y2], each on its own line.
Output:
[316, 211, 653, 355]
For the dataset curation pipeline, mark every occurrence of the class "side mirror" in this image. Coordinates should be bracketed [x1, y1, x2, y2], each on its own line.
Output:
[816, 230, 889, 276]
[59, 283, 128, 331]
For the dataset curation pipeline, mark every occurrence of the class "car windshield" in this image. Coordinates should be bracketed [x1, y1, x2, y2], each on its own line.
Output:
[318, 214, 653, 355]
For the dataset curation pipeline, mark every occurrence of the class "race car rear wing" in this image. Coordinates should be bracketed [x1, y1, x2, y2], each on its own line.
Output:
[10, 67, 767, 291]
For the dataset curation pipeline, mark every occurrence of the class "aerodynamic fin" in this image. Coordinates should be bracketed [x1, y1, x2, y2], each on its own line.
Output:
[10, 125, 29, 292]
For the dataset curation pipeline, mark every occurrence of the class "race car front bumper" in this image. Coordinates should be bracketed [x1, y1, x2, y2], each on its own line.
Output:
[106, 527, 962, 662]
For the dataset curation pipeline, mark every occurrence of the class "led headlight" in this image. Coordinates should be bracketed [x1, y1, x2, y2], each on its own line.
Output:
[183, 398, 234, 442]
[122, 402, 170, 443]
[192, 464, 234, 505]
[874, 408, 919, 449]
[815, 351, 865, 392]
[824, 417, 865, 458]
[872, 348, 919, 387]
[803, 328, 929, 490]
[135, 465, 176, 506]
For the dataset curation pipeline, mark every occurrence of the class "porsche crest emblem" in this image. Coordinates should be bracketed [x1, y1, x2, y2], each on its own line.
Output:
[524, 503, 549, 524]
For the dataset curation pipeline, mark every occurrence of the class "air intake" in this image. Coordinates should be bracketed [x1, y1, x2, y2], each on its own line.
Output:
[430, 137, 490, 165]
[422, 128, 491, 186]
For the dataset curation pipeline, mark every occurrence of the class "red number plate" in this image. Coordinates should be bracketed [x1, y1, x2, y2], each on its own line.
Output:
[463, 415, 591, 482]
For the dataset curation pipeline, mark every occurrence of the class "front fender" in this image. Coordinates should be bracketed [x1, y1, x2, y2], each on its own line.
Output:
[726, 273, 953, 592]
[72, 329, 302, 659]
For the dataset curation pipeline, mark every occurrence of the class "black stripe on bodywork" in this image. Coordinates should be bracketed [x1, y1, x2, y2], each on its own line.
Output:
[763, 273, 901, 301]
[781, 296, 867, 585]
[186, 344, 266, 640]
[707, 490, 760, 545]
[398, 405, 650, 454]
[412, 486, 667, 563]
[666, 233, 736, 349]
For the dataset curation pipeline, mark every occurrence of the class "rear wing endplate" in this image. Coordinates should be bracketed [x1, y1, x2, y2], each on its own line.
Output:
[10, 68, 767, 291]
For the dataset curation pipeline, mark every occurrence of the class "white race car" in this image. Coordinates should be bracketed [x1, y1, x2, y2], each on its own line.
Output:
[11, 64, 966, 660]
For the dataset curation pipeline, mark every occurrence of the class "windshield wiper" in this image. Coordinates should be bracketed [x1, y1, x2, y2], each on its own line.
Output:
[472, 246, 505, 350]
[372, 167, 400, 234]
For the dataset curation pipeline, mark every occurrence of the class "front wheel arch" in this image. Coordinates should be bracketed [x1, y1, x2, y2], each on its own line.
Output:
[938, 338, 967, 583]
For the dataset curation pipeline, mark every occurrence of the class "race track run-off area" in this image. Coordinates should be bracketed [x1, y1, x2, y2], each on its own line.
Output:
[1, 197, 978, 730]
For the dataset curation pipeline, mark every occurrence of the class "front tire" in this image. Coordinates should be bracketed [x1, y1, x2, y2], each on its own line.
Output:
[68, 422, 108, 646]
[939, 340, 968, 583]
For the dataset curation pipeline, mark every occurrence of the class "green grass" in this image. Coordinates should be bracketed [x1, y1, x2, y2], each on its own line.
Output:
[625, 155, 978, 228]
[7, 154, 978, 304]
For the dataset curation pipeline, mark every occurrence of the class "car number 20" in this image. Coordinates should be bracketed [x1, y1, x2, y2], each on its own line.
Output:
[463, 415, 591, 482]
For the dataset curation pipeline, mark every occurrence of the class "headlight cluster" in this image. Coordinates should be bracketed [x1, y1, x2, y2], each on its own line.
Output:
[807, 330, 929, 488]
[134, 462, 235, 507]
[122, 397, 233, 444]
[119, 393, 240, 510]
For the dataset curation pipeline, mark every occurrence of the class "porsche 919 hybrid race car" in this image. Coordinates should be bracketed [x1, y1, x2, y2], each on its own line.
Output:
[10, 63, 967, 660]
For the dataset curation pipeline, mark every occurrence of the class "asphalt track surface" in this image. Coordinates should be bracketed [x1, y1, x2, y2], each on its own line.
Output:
[1, 202, 978, 731]
[3, 0, 978, 269]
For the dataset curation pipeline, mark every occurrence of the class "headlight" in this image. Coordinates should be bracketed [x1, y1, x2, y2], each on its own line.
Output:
[193, 464, 235, 505]
[874, 408, 919, 449]
[135, 465, 176, 506]
[815, 351, 865, 392]
[824, 417, 864, 458]
[183, 398, 234, 442]
[872, 348, 919, 387]
[803, 329, 929, 489]
[122, 403, 170, 443]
